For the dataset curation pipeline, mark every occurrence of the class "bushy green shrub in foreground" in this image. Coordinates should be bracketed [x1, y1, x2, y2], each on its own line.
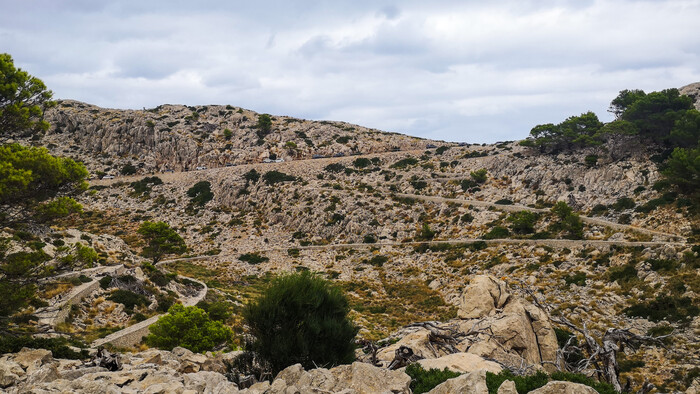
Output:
[243, 270, 357, 375]
[145, 304, 232, 353]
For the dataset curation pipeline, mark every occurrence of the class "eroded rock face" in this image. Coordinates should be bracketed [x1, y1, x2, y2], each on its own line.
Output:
[680, 82, 700, 110]
[457, 275, 559, 371]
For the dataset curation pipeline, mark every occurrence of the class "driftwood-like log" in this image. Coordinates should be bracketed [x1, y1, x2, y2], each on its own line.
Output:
[517, 283, 672, 393]
[387, 346, 422, 370]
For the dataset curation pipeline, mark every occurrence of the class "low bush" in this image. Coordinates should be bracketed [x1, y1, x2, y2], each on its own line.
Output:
[405, 364, 460, 394]
[624, 295, 699, 323]
[263, 171, 296, 185]
[483, 226, 509, 239]
[470, 168, 488, 183]
[612, 197, 635, 211]
[485, 370, 549, 393]
[99, 275, 113, 289]
[238, 253, 269, 264]
[390, 157, 419, 169]
[187, 181, 214, 206]
[145, 304, 232, 353]
[0, 336, 88, 360]
[107, 289, 149, 312]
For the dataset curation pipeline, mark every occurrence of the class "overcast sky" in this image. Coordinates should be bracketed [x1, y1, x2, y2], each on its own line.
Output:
[2, 1, 699, 143]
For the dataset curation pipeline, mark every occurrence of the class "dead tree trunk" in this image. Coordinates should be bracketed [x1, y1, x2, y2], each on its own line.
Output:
[518, 284, 671, 393]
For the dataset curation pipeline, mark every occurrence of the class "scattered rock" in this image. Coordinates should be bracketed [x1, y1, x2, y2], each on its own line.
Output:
[528, 381, 598, 393]
[497, 379, 518, 394]
[416, 353, 502, 374]
[426, 370, 488, 394]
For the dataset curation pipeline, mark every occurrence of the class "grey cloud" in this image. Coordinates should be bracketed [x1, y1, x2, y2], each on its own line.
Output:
[1, 0, 698, 143]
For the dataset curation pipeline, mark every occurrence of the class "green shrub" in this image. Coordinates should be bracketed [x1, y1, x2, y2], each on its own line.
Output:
[35, 197, 83, 222]
[607, 264, 637, 284]
[584, 155, 598, 167]
[0, 336, 88, 360]
[612, 197, 635, 211]
[108, 289, 149, 312]
[563, 272, 586, 287]
[494, 199, 513, 205]
[364, 255, 388, 267]
[99, 275, 113, 289]
[624, 295, 699, 323]
[483, 226, 509, 239]
[390, 157, 419, 169]
[324, 163, 346, 173]
[460, 179, 478, 191]
[263, 171, 296, 185]
[243, 270, 357, 375]
[352, 158, 371, 168]
[130, 176, 163, 196]
[405, 364, 460, 394]
[145, 304, 232, 352]
[470, 168, 488, 183]
[416, 223, 436, 241]
[590, 204, 608, 215]
[410, 179, 428, 190]
[363, 234, 377, 243]
[121, 163, 137, 175]
[187, 181, 214, 206]
[196, 301, 230, 322]
[435, 146, 450, 155]
[239, 252, 269, 264]
[507, 211, 537, 234]
[485, 370, 549, 393]
[243, 169, 260, 183]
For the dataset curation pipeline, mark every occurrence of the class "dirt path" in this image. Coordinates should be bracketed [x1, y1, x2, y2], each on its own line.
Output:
[161, 237, 686, 266]
[395, 193, 684, 241]
[89, 149, 425, 186]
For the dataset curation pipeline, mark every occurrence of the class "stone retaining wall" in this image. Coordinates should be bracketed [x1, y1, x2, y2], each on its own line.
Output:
[91, 276, 208, 349]
[35, 265, 125, 327]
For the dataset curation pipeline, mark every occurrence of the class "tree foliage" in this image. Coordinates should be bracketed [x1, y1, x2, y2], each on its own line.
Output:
[0, 53, 54, 139]
[256, 114, 272, 138]
[243, 270, 357, 375]
[137, 221, 186, 263]
[0, 250, 50, 317]
[522, 112, 604, 152]
[34, 196, 82, 222]
[145, 304, 233, 352]
[662, 146, 700, 196]
[0, 143, 88, 206]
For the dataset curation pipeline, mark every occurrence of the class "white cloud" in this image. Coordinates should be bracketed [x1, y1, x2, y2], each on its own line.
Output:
[1, 0, 698, 143]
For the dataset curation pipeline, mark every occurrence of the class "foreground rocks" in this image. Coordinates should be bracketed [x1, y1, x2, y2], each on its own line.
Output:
[371, 274, 559, 373]
[0, 346, 647, 394]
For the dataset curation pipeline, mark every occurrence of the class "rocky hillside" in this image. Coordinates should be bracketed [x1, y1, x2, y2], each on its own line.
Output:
[5, 92, 700, 392]
[41, 100, 440, 175]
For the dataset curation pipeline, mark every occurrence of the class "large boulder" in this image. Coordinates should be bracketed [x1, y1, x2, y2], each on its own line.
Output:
[498, 380, 518, 394]
[426, 370, 488, 394]
[13, 348, 54, 374]
[416, 353, 502, 374]
[529, 381, 598, 393]
[458, 276, 510, 319]
[0, 359, 25, 388]
[456, 275, 559, 371]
